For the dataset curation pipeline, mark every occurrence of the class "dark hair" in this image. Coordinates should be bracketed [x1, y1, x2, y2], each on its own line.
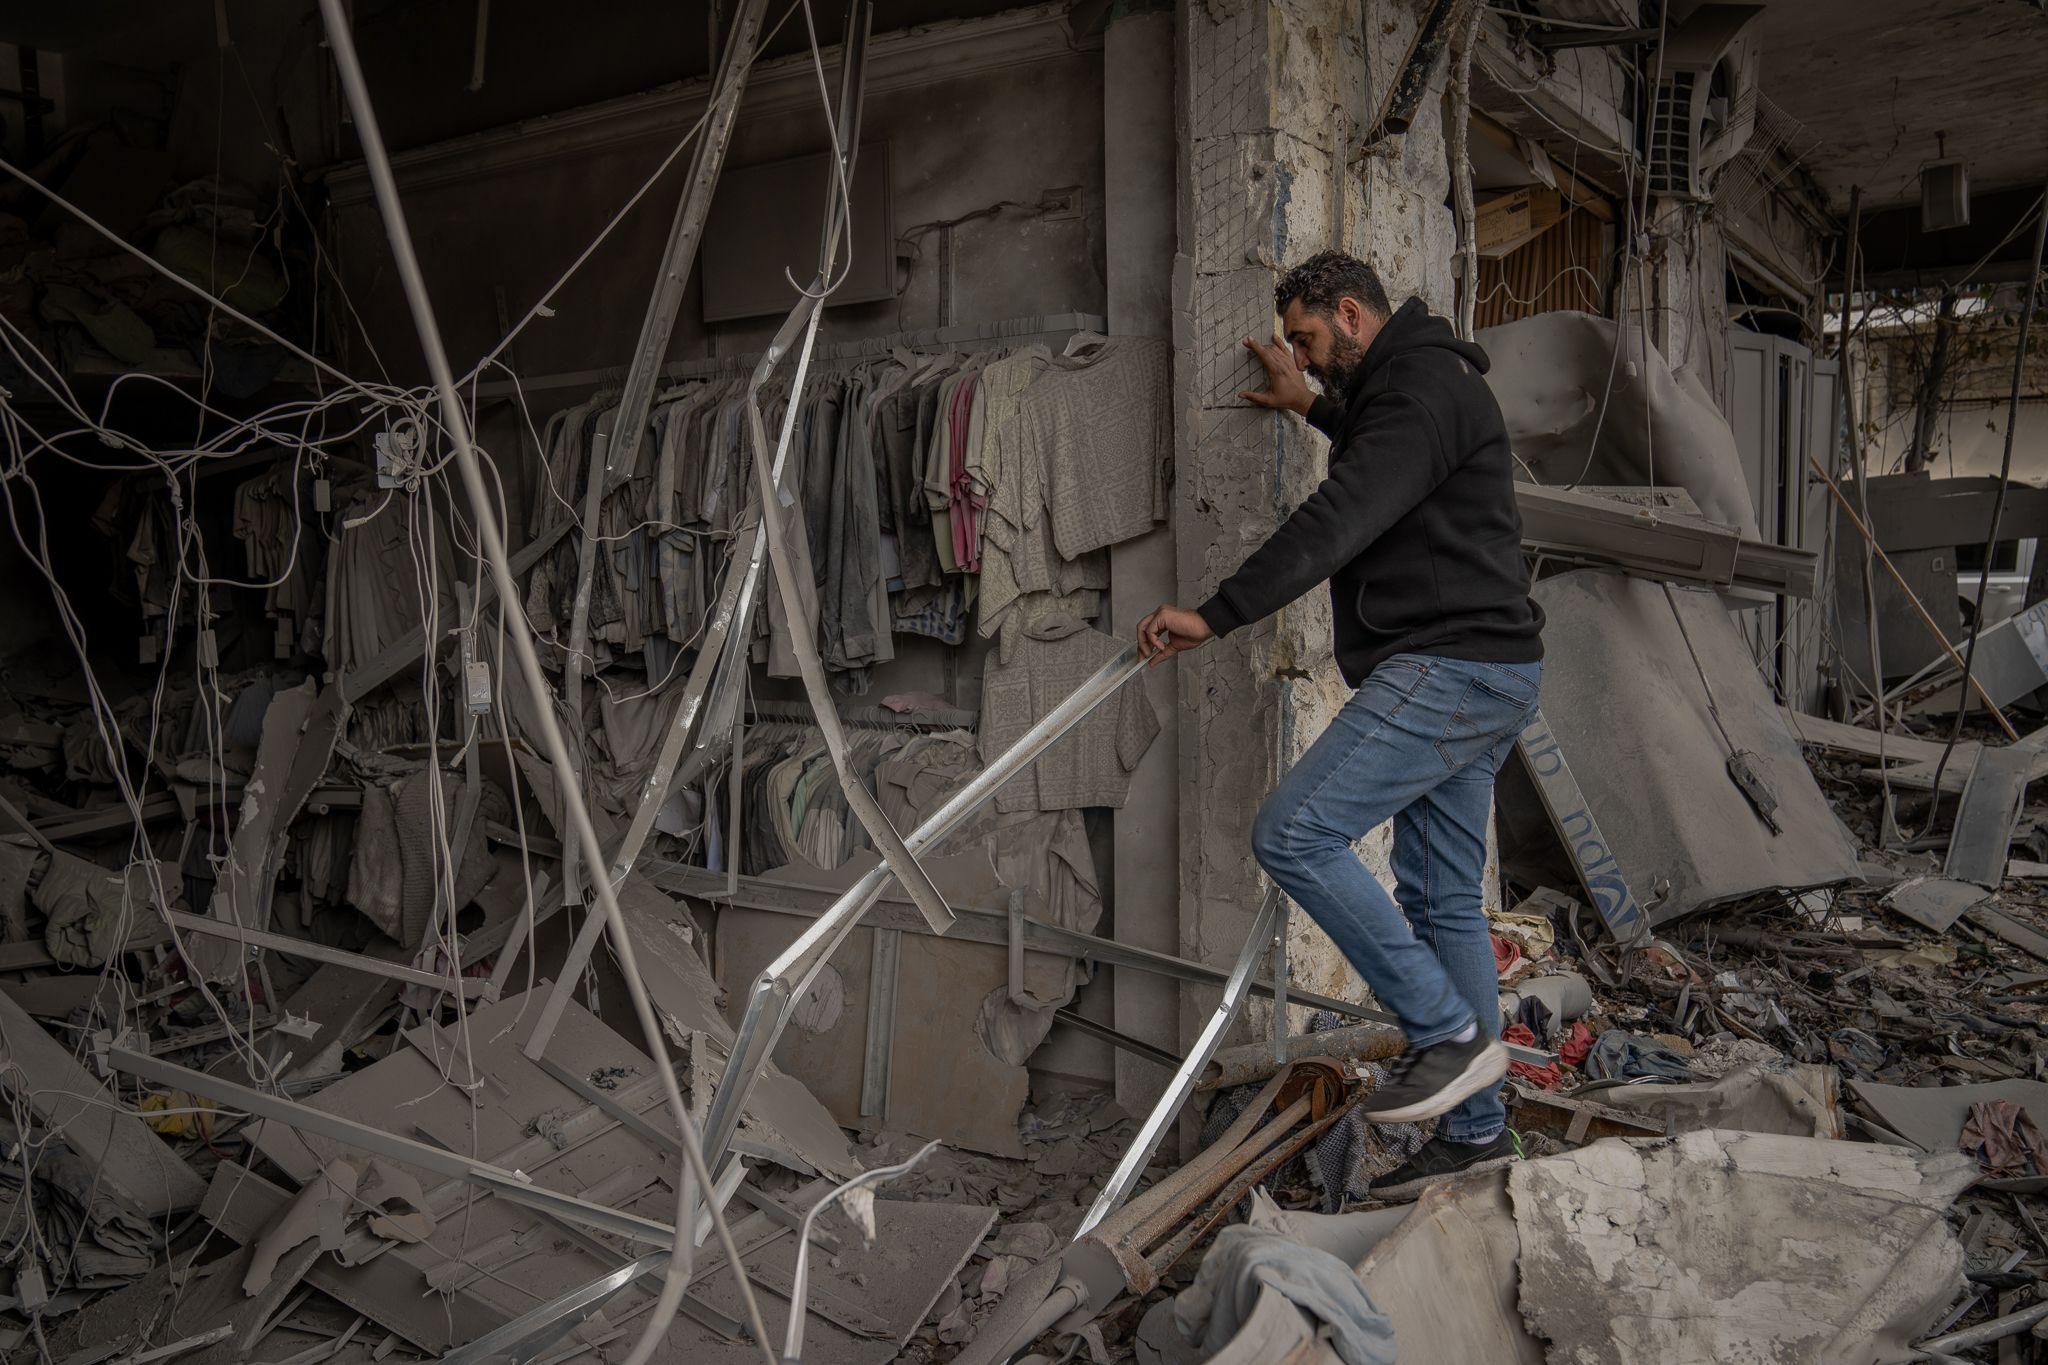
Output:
[1275, 251, 1391, 321]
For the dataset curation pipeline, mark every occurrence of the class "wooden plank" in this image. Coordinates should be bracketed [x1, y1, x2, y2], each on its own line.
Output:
[0, 987, 206, 1215]
[1778, 709, 1963, 766]
[1970, 904, 2048, 965]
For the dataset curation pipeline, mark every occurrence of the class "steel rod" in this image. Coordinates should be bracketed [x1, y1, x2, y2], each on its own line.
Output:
[164, 910, 487, 996]
[107, 1046, 676, 1246]
[312, 6, 770, 1357]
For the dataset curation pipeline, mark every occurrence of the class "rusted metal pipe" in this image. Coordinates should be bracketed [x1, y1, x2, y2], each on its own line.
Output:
[1200, 1022, 1405, 1091]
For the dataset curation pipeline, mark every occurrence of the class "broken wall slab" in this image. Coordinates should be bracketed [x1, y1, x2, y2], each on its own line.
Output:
[1509, 1131, 1975, 1365]
[712, 849, 1035, 1159]
[1497, 569, 1862, 927]
[1351, 1172, 1543, 1365]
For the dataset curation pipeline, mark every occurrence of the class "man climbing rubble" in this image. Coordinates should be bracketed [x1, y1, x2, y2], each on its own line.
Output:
[1138, 251, 1546, 1200]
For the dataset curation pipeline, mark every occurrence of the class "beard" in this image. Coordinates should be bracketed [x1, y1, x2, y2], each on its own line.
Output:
[1309, 327, 1368, 392]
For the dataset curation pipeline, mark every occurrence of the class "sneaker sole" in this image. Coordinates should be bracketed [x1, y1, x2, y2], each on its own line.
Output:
[1360, 1040, 1509, 1124]
[1367, 1153, 1517, 1205]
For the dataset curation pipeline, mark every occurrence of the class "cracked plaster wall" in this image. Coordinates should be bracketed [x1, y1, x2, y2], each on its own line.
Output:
[1174, 0, 1480, 1041]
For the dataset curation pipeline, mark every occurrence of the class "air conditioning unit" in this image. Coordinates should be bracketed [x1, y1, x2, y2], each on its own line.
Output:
[1646, 4, 1766, 201]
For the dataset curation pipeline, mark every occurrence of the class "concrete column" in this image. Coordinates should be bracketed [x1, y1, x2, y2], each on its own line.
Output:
[1103, 4, 1182, 1115]
[1172, 0, 1461, 1045]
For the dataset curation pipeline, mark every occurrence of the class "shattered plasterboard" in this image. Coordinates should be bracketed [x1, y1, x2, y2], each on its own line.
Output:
[1352, 1172, 1543, 1365]
[668, 1196, 996, 1363]
[1479, 311, 1761, 538]
[1498, 570, 1862, 926]
[1508, 1130, 1975, 1364]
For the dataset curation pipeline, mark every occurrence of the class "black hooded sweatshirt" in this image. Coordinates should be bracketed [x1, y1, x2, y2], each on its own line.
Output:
[1196, 296, 1544, 686]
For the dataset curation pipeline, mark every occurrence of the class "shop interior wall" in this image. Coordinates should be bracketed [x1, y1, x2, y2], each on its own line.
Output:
[326, 38, 1108, 711]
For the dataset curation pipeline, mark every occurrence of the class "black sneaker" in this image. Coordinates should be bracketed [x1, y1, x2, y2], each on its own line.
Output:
[1368, 1131, 1519, 1203]
[1359, 1032, 1508, 1124]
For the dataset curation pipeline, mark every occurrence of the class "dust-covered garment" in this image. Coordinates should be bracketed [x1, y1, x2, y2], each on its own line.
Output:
[1013, 336, 1171, 560]
[1172, 1225, 1397, 1365]
[978, 614, 1158, 813]
[344, 771, 507, 948]
[37, 852, 170, 969]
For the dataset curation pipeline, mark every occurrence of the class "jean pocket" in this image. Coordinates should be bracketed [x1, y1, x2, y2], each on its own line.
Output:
[1435, 671, 1537, 771]
[1469, 661, 1541, 709]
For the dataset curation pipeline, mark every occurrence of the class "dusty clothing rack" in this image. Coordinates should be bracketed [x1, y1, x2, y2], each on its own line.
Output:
[472, 310, 1110, 398]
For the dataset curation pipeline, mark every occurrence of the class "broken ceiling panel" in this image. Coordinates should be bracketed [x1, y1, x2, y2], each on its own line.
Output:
[1352, 1172, 1543, 1365]
[0, 987, 205, 1217]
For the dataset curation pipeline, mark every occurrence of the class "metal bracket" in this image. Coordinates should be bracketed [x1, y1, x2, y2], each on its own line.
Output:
[1006, 890, 1063, 1010]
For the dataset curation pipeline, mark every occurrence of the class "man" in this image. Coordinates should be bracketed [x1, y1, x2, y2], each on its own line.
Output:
[1138, 251, 1544, 1200]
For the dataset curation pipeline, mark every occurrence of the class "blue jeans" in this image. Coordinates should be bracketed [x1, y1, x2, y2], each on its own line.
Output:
[1252, 653, 1542, 1143]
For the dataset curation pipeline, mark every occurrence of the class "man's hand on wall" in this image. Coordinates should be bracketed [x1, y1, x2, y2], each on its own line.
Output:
[1137, 605, 1215, 666]
[1238, 334, 1314, 414]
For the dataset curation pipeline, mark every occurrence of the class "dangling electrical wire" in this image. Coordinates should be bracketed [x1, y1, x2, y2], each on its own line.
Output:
[1925, 185, 2048, 801]
[311, 3, 776, 1360]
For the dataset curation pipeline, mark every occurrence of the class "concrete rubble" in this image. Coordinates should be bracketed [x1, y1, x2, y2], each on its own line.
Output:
[2, 1, 2047, 1364]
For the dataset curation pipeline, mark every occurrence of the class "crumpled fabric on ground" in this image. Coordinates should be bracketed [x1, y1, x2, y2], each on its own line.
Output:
[1171, 1224, 1396, 1365]
[61, 715, 121, 786]
[1584, 1029, 1693, 1084]
[345, 772, 506, 948]
[1961, 1099, 2048, 1178]
[1489, 908, 1557, 960]
[36, 853, 167, 969]
[1505, 1022, 1564, 1089]
[1558, 1019, 1597, 1067]
[1492, 932, 1522, 981]
[0, 1116, 160, 1289]
[1512, 992, 1553, 1044]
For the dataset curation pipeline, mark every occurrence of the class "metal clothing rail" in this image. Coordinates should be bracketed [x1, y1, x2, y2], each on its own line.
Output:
[744, 697, 978, 730]
[516, 1, 965, 1069]
[471, 311, 1107, 398]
